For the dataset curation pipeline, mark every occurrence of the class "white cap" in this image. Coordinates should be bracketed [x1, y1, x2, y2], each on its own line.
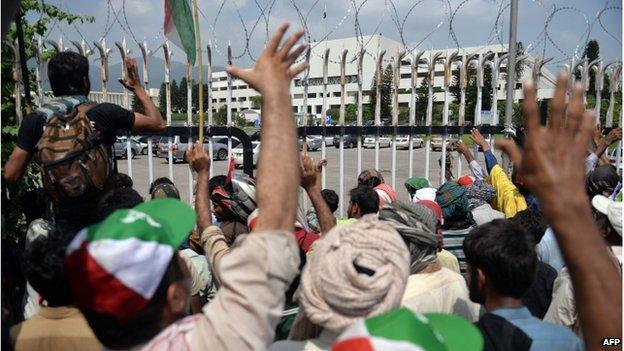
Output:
[592, 195, 622, 236]
[413, 187, 437, 203]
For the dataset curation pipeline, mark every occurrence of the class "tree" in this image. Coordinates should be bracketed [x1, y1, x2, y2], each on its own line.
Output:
[191, 82, 208, 113]
[213, 105, 227, 125]
[449, 63, 493, 124]
[170, 80, 180, 113]
[415, 78, 431, 124]
[178, 77, 188, 112]
[131, 93, 145, 114]
[582, 40, 599, 95]
[250, 95, 262, 109]
[157, 82, 166, 115]
[370, 64, 393, 122]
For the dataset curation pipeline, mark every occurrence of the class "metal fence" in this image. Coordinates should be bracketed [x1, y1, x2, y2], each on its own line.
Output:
[3, 37, 623, 215]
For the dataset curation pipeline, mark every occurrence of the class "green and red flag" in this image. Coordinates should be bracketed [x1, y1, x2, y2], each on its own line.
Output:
[164, 0, 196, 64]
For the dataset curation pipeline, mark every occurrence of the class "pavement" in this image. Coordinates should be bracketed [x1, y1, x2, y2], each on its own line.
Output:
[117, 143, 491, 217]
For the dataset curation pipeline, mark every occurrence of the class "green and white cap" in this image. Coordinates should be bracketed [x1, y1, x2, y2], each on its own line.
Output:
[65, 199, 196, 323]
[332, 308, 483, 351]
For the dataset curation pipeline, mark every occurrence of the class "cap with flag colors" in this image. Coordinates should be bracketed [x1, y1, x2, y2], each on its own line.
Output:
[332, 308, 483, 351]
[65, 199, 196, 324]
[164, 0, 196, 64]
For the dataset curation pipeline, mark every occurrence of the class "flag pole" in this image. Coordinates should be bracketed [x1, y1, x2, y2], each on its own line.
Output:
[192, 0, 204, 142]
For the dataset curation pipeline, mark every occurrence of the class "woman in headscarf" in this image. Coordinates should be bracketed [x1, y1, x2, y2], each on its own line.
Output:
[379, 202, 480, 322]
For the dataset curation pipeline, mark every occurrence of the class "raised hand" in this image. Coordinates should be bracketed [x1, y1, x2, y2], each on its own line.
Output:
[605, 127, 622, 145]
[301, 154, 320, 190]
[470, 128, 490, 152]
[225, 23, 308, 96]
[186, 140, 211, 174]
[494, 138, 523, 169]
[119, 57, 142, 92]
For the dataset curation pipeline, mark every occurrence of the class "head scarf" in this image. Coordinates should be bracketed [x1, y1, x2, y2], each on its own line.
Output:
[458, 175, 475, 186]
[375, 183, 398, 210]
[297, 214, 410, 332]
[379, 202, 439, 274]
[417, 200, 444, 249]
[465, 180, 496, 210]
[436, 181, 473, 223]
[587, 165, 620, 197]
[150, 183, 181, 199]
[358, 169, 385, 187]
[405, 177, 430, 197]
[413, 187, 437, 202]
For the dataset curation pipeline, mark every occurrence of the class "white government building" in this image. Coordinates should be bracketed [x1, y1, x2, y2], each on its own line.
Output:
[208, 35, 556, 124]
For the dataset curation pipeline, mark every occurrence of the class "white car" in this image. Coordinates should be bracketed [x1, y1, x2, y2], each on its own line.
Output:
[233, 141, 261, 168]
[363, 136, 391, 148]
[395, 135, 424, 149]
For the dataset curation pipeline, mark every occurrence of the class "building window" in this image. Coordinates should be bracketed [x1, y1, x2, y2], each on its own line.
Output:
[316, 105, 322, 114]
[307, 93, 316, 98]
[334, 91, 341, 97]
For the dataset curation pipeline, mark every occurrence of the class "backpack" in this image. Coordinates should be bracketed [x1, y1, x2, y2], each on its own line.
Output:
[36, 103, 111, 203]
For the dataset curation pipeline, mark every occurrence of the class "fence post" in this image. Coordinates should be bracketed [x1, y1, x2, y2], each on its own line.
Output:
[339, 49, 348, 218]
[409, 51, 424, 179]
[35, 37, 45, 106]
[606, 62, 622, 128]
[163, 42, 174, 181]
[186, 62, 193, 204]
[374, 50, 386, 171]
[357, 49, 365, 177]
[475, 52, 493, 126]
[139, 41, 154, 185]
[4, 40, 23, 125]
[321, 48, 330, 189]
[226, 44, 233, 160]
[392, 50, 405, 189]
[207, 43, 214, 175]
[302, 48, 311, 128]
[590, 59, 603, 125]
[425, 52, 442, 182]
[115, 38, 133, 178]
[441, 51, 458, 184]
[94, 40, 111, 103]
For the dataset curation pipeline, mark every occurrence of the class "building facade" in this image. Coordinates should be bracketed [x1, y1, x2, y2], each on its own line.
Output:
[208, 35, 556, 124]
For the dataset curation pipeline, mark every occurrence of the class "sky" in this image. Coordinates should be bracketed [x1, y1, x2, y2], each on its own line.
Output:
[31, 0, 622, 71]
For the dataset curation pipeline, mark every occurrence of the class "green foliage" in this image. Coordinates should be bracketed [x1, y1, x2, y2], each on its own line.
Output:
[213, 105, 228, 125]
[250, 95, 262, 109]
[370, 64, 394, 122]
[131, 93, 144, 114]
[496, 100, 523, 127]
[178, 77, 188, 112]
[449, 64, 493, 124]
[415, 78, 431, 124]
[158, 82, 166, 115]
[581, 40, 600, 94]
[171, 80, 180, 112]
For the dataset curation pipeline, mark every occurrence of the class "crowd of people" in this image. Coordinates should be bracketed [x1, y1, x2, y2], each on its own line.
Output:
[2, 23, 622, 351]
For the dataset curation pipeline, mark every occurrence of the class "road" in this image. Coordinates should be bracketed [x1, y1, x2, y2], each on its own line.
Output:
[117, 144, 492, 217]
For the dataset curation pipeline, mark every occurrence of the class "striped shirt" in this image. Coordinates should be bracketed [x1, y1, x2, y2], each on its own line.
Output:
[442, 227, 474, 274]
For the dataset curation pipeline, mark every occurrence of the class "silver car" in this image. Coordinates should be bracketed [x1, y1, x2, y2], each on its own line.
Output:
[157, 136, 240, 162]
[395, 135, 424, 149]
[112, 137, 142, 159]
[299, 135, 322, 151]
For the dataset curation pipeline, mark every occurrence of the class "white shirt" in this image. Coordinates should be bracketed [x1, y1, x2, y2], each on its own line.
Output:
[401, 267, 481, 322]
[269, 330, 340, 351]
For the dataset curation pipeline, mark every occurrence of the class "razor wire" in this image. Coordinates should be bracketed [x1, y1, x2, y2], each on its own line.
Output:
[36, 0, 622, 71]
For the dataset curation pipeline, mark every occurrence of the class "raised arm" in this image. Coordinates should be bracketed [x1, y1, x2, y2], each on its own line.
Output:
[521, 73, 621, 350]
[227, 24, 308, 232]
[301, 154, 336, 234]
[456, 140, 486, 180]
[595, 127, 622, 161]
[186, 141, 212, 233]
[118, 57, 166, 134]
[471, 128, 498, 173]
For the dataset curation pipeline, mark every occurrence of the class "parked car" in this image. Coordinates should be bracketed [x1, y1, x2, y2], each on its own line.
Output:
[157, 136, 240, 162]
[133, 136, 152, 155]
[233, 141, 261, 168]
[363, 136, 392, 148]
[112, 137, 142, 159]
[395, 135, 424, 149]
[333, 134, 360, 148]
[299, 135, 322, 151]
[430, 135, 458, 151]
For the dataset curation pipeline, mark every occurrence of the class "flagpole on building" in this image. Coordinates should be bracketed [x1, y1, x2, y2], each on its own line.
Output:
[192, 0, 205, 141]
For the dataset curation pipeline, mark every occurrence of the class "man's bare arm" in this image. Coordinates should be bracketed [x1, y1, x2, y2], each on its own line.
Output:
[521, 74, 621, 350]
[3, 146, 32, 184]
[226, 24, 308, 232]
[118, 57, 166, 133]
[301, 154, 336, 234]
[186, 141, 212, 233]
[595, 127, 622, 159]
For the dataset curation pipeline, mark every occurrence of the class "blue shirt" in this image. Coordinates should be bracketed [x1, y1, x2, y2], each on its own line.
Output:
[492, 307, 584, 351]
[537, 228, 565, 272]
